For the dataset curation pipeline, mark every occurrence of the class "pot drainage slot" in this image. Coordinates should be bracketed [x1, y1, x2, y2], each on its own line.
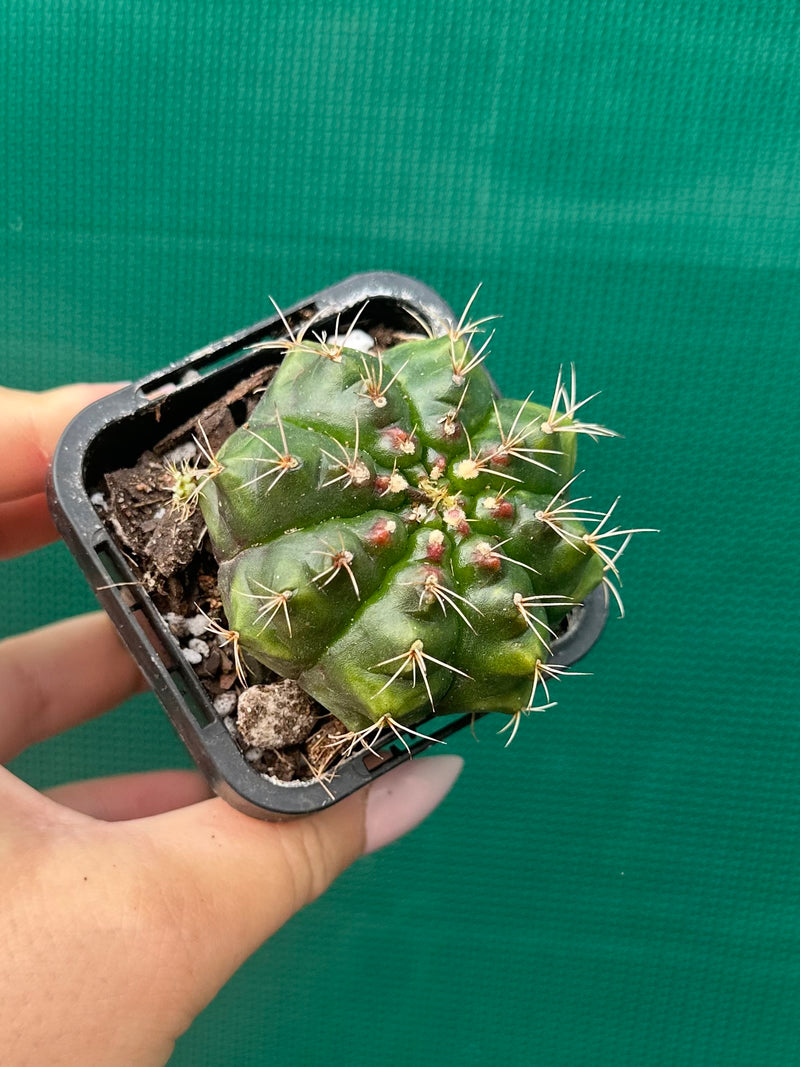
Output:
[137, 350, 248, 398]
[137, 303, 321, 400]
[168, 669, 212, 727]
[93, 543, 144, 606]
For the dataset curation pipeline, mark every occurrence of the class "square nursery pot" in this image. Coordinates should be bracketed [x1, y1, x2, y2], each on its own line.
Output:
[48, 272, 608, 820]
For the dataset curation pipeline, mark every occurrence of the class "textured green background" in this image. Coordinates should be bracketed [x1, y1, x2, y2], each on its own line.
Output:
[3, 2, 800, 1064]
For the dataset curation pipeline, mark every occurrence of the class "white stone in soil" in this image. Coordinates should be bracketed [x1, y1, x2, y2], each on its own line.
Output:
[188, 637, 210, 657]
[213, 692, 238, 717]
[331, 328, 374, 353]
[184, 614, 210, 637]
[163, 612, 188, 637]
[162, 440, 198, 465]
[181, 648, 203, 665]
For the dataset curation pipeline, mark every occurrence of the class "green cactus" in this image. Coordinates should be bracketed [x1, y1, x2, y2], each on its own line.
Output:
[194, 303, 643, 745]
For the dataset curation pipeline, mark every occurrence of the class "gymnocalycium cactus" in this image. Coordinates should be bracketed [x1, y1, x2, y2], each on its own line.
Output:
[189, 295, 645, 747]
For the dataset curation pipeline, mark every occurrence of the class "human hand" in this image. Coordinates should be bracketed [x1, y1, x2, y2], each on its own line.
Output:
[0, 383, 463, 1067]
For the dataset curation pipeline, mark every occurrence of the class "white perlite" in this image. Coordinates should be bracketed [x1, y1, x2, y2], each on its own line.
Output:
[213, 692, 238, 717]
[162, 440, 198, 465]
[163, 612, 188, 637]
[164, 614, 210, 640]
[185, 614, 211, 637]
[331, 328, 374, 353]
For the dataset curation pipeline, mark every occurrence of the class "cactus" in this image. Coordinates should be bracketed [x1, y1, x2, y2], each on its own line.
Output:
[191, 298, 646, 746]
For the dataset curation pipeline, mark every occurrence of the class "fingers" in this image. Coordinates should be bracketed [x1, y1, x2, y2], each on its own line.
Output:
[0, 383, 124, 504]
[0, 493, 58, 559]
[0, 764, 65, 827]
[142, 792, 367, 956]
[45, 770, 212, 821]
[0, 754, 462, 1048]
[133, 756, 463, 1003]
[0, 612, 144, 763]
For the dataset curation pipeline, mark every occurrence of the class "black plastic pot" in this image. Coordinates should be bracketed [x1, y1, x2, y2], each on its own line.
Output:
[48, 272, 608, 819]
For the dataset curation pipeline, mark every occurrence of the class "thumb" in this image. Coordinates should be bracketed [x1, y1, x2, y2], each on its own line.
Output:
[135, 755, 462, 997]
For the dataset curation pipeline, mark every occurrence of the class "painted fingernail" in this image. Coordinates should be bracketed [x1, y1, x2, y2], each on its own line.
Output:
[363, 755, 463, 855]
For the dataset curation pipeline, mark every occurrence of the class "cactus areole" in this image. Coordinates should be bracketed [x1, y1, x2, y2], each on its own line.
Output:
[197, 312, 632, 742]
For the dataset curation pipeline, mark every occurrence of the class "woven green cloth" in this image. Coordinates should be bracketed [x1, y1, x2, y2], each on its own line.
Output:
[3, 2, 800, 1064]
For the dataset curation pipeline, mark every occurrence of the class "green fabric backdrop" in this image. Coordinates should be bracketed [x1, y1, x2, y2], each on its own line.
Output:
[3, 2, 800, 1063]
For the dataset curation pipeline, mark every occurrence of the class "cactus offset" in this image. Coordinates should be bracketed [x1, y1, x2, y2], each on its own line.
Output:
[196, 299, 646, 741]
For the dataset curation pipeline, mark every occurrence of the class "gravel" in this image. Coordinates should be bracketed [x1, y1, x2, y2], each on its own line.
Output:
[236, 680, 317, 750]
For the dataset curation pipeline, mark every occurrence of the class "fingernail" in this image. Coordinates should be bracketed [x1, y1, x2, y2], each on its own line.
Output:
[364, 755, 463, 855]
